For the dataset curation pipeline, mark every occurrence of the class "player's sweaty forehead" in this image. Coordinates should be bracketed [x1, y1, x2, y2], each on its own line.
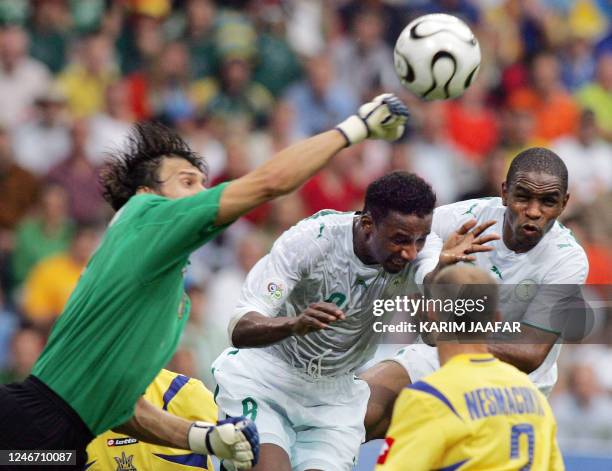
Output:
[380, 211, 432, 237]
[510, 171, 564, 197]
[158, 156, 206, 185]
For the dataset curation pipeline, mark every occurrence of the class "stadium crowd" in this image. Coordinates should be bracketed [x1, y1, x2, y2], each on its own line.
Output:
[0, 0, 611, 456]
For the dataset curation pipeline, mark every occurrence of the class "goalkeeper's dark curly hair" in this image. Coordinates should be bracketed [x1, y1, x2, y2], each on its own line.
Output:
[99, 122, 207, 211]
[364, 171, 436, 223]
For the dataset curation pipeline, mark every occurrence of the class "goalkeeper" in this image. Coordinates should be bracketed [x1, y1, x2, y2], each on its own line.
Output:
[0, 94, 409, 469]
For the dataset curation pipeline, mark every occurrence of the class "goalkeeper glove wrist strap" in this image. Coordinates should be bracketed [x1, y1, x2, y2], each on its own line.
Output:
[188, 421, 214, 455]
[335, 115, 368, 146]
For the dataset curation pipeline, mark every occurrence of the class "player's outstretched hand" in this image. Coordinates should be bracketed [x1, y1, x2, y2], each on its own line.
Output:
[336, 93, 409, 145]
[291, 302, 346, 336]
[188, 417, 259, 469]
[439, 219, 500, 267]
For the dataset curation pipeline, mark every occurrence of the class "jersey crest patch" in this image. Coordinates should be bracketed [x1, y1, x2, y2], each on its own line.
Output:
[515, 279, 537, 302]
[114, 452, 137, 470]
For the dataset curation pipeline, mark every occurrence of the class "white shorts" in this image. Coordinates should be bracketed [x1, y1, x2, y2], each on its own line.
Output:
[212, 348, 370, 471]
[388, 343, 558, 396]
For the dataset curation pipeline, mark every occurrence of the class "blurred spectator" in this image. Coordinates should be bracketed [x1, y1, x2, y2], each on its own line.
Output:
[212, 136, 272, 225]
[21, 224, 99, 331]
[22, 226, 99, 331]
[576, 53, 612, 140]
[402, 103, 475, 204]
[27, 0, 71, 74]
[117, 10, 165, 76]
[563, 213, 612, 286]
[284, 0, 326, 57]
[285, 54, 358, 137]
[0, 127, 39, 230]
[196, 53, 274, 129]
[0, 287, 18, 371]
[205, 232, 268, 334]
[496, 108, 544, 165]
[248, 100, 303, 169]
[178, 115, 226, 182]
[56, 31, 118, 117]
[264, 193, 307, 239]
[87, 81, 133, 166]
[560, 35, 597, 91]
[444, 79, 499, 164]
[552, 362, 612, 450]
[179, 0, 218, 79]
[11, 184, 74, 288]
[167, 346, 198, 378]
[458, 149, 507, 200]
[177, 284, 227, 388]
[140, 41, 199, 122]
[553, 110, 612, 207]
[0, 25, 51, 129]
[47, 119, 106, 223]
[11, 87, 71, 176]
[299, 145, 365, 214]
[507, 51, 580, 141]
[420, 0, 481, 25]
[331, 7, 399, 101]
[252, 7, 302, 98]
[0, 326, 45, 384]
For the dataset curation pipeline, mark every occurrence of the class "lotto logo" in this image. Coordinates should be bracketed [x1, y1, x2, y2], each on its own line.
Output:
[377, 437, 395, 465]
[107, 437, 138, 447]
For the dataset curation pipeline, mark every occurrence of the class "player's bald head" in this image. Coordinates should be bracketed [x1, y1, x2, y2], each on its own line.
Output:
[433, 265, 497, 286]
[429, 265, 499, 331]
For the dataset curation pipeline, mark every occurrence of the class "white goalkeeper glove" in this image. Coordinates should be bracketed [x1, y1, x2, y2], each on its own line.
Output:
[336, 93, 409, 146]
[188, 417, 259, 470]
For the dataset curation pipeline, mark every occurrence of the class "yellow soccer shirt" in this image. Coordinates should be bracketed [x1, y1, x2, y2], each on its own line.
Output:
[377, 353, 564, 471]
[86, 369, 217, 470]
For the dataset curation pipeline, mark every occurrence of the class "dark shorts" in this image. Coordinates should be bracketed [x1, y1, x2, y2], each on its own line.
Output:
[0, 375, 94, 470]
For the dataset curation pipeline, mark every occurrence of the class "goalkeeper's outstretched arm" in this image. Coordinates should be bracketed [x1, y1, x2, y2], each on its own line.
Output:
[215, 94, 409, 225]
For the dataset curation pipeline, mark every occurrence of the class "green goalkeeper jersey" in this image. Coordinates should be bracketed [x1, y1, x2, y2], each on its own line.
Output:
[32, 183, 228, 435]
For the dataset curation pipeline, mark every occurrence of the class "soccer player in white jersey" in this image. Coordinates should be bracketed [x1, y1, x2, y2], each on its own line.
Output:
[212, 172, 497, 471]
[362, 147, 589, 440]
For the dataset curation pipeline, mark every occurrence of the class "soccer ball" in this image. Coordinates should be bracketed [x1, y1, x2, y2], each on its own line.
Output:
[394, 13, 481, 100]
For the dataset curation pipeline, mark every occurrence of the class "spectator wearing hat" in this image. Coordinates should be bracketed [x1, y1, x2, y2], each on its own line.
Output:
[12, 86, 70, 176]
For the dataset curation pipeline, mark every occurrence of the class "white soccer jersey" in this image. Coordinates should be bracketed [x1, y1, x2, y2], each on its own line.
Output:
[411, 197, 589, 391]
[230, 210, 420, 378]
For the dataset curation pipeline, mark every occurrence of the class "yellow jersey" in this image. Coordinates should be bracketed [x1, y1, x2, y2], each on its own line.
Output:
[86, 369, 217, 470]
[376, 353, 564, 471]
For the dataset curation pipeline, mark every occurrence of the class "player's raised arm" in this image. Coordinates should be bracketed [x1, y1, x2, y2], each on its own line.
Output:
[215, 94, 409, 225]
